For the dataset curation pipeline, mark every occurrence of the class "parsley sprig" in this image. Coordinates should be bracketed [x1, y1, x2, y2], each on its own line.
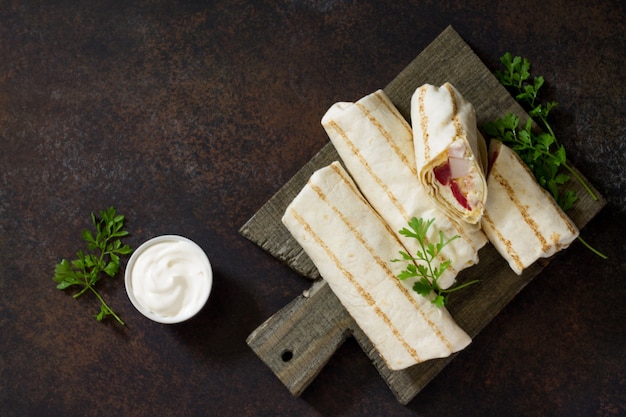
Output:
[53, 207, 132, 325]
[392, 217, 479, 307]
[484, 113, 580, 210]
[484, 52, 598, 210]
[484, 53, 606, 259]
[494, 53, 559, 142]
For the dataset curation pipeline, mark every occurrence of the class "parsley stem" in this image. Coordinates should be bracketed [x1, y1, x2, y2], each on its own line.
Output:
[417, 231, 438, 287]
[88, 286, 125, 325]
[541, 118, 558, 146]
[439, 279, 481, 293]
[576, 236, 607, 259]
[562, 162, 599, 201]
[73, 262, 95, 298]
[73, 285, 90, 298]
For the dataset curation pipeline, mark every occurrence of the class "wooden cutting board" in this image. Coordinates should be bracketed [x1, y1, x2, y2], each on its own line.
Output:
[240, 26, 606, 404]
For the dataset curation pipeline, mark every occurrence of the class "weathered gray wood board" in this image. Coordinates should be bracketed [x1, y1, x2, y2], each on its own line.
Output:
[241, 26, 606, 405]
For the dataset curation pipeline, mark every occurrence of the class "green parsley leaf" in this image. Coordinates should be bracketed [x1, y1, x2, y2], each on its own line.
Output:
[52, 207, 132, 325]
[392, 217, 479, 307]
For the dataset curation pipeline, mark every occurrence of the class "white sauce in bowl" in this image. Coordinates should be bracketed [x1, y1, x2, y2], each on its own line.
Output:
[125, 235, 212, 323]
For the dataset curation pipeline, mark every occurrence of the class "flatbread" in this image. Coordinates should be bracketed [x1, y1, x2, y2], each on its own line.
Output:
[481, 140, 580, 274]
[282, 162, 472, 370]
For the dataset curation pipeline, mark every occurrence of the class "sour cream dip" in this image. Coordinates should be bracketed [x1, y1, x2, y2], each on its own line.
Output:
[125, 235, 212, 324]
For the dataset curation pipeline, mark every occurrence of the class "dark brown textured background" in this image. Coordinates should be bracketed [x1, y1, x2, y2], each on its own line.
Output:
[1, 1, 625, 417]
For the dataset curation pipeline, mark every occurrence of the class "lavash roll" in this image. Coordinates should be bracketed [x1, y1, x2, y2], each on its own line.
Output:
[481, 140, 580, 275]
[321, 89, 486, 290]
[282, 162, 471, 370]
[410, 83, 488, 226]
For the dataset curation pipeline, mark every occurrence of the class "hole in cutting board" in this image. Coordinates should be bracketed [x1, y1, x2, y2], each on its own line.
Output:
[281, 350, 293, 362]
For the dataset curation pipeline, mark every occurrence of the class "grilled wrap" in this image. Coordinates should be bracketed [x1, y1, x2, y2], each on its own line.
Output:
[410, 83, 488, 226]
[481, 140, 580, 275]
[282, 162, 472, 370]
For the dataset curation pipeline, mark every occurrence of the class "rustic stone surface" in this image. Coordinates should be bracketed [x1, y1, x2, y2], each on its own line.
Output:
[1, 2, 624, 417]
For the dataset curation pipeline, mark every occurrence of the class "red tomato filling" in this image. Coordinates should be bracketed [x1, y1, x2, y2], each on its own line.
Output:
[433, 162, 451, 185]
[450, 180, 470, 210]
[433, 161, 471, 210]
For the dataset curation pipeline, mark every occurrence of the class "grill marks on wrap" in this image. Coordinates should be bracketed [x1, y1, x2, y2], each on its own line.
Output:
[486, 155, 578, 259]
[289, 208, 423, 365]
[288, 165, 457, 362]
[327, 163, 399, 241]
[418, 84, 464, 165]
[417, 88, 431, 161]
[326, 166, 453, 354]
[509, 149, 579, 241]
[325, 119, 411, 221]
[443, 83, 463, 141]
[481, 211, 524, 272]
[491, 170, 550, 252]
[356, 92, 416, 177]
[358, 91, 472, 244]
[327, 95, 466, 276]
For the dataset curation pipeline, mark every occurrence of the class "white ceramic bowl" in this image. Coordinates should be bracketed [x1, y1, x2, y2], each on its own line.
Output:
[125, 235, 213, 324]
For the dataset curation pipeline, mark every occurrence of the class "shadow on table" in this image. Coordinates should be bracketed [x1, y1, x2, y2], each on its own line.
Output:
[166, 266, 263, 361]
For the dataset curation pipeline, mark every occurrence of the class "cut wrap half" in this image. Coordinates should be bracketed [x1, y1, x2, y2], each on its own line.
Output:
[481, 140, 580, 275]
[282, 162, 472, 370]
[411, 83, 488, 226]
[321, 89, 487, 290]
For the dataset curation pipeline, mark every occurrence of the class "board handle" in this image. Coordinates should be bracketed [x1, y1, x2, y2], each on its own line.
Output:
[246, 279, 355, 396]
